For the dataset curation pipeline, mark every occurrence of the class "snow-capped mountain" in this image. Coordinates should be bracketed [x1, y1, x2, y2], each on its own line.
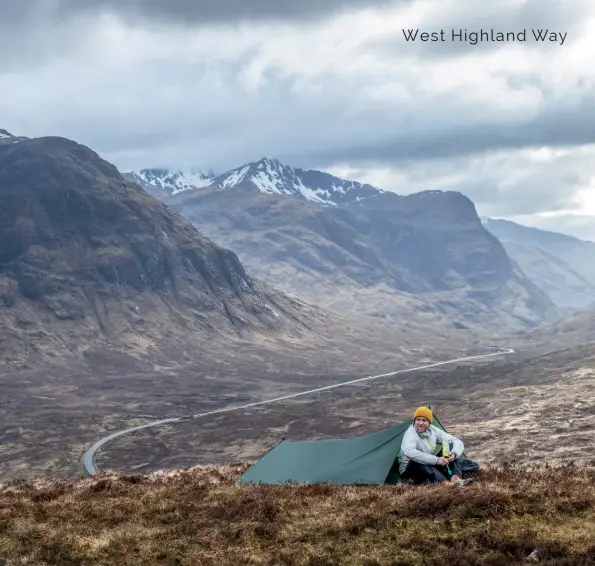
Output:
[123, 168, 215, 197]
[125, 157, 384, 204]
[209, 157, 383, 205]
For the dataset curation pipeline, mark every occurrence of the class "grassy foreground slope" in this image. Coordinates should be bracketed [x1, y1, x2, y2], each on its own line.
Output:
[2, 464, 595, 565]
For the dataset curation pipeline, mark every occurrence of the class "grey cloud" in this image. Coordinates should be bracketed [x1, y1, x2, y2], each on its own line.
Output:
[343, 148, 592, 218]
[7, 55, 594, 202]
[372, 0, 588, 58]
[443, 167, 585, 217]
[0, 0, 399, 27]
[306, 85, 595, 166]
[0, 11, 93, 71]
[0, 0, 400, 70]
[5, 40, 593, 157]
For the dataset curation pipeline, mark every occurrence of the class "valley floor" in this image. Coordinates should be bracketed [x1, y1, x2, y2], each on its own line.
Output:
[1, 463, 595, 565]
[94, 342, 595, 475]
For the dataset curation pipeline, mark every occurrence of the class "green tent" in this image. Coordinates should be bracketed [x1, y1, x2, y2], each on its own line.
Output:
[237, 416, 450, 485]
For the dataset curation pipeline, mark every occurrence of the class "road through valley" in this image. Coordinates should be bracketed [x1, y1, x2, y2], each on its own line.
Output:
[84, 347, 515, 475]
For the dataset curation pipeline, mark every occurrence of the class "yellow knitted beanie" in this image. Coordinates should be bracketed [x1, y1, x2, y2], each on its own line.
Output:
[413, 406, 433, 423]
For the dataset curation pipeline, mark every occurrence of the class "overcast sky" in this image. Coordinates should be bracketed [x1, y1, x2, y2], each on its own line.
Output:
[2, 0, 595, 240]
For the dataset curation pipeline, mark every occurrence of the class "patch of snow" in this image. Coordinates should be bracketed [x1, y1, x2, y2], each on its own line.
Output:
[170, 170, 213, 194]
[220, 165, 250, 187]
[136, 170, 150, 184]
[295, 178, 329, 204]
[126, 168, 215, 194]
[252, 169, 283, 195]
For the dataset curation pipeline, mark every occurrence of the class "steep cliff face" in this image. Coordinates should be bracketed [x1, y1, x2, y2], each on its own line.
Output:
[0, 134, 316, 362]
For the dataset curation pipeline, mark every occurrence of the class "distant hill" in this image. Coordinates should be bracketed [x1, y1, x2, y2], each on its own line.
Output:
[483, 218, 595, 312]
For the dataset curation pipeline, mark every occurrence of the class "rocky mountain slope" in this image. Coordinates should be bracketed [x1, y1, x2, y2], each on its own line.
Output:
[164, 185, 561, 333]
[483, 218, 595, 312]
[0, 132, 342, 365]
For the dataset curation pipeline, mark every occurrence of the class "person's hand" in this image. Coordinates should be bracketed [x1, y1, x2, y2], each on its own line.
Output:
[436, 457, 448, 466]
[448, 453, 456, 463]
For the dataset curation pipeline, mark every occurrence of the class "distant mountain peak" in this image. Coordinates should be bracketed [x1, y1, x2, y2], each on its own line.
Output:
[124, 155, 387, 205]
[123, 167, 215, 198]
[256, 156, 280, 166]
[209, 156, 385, 205]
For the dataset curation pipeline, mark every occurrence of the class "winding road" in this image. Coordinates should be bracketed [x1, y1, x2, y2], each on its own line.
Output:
[84, 347, 515, 475]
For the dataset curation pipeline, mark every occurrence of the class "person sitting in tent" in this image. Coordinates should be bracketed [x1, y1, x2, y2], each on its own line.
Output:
[399, 406, 472, 486]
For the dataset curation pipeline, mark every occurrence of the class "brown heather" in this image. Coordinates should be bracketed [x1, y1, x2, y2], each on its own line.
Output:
[1, 462, 595, 565]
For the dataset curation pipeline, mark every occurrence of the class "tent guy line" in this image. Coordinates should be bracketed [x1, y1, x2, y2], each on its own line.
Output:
[83, 347, 515, 475]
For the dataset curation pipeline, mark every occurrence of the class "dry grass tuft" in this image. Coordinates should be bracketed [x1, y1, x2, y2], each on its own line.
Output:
[1, 463, 595, 565]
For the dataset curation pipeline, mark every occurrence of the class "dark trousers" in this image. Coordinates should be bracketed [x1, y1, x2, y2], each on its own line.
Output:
[402, 457, 463, 484]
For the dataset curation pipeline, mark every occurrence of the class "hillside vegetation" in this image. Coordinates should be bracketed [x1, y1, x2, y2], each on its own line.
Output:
[2, 463, 595, 565]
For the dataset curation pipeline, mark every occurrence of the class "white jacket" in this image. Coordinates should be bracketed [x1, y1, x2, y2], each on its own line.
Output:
[398, 423, 464, 474]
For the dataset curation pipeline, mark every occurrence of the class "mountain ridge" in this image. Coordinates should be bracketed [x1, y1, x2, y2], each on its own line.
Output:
[125, 156, 385, 206]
